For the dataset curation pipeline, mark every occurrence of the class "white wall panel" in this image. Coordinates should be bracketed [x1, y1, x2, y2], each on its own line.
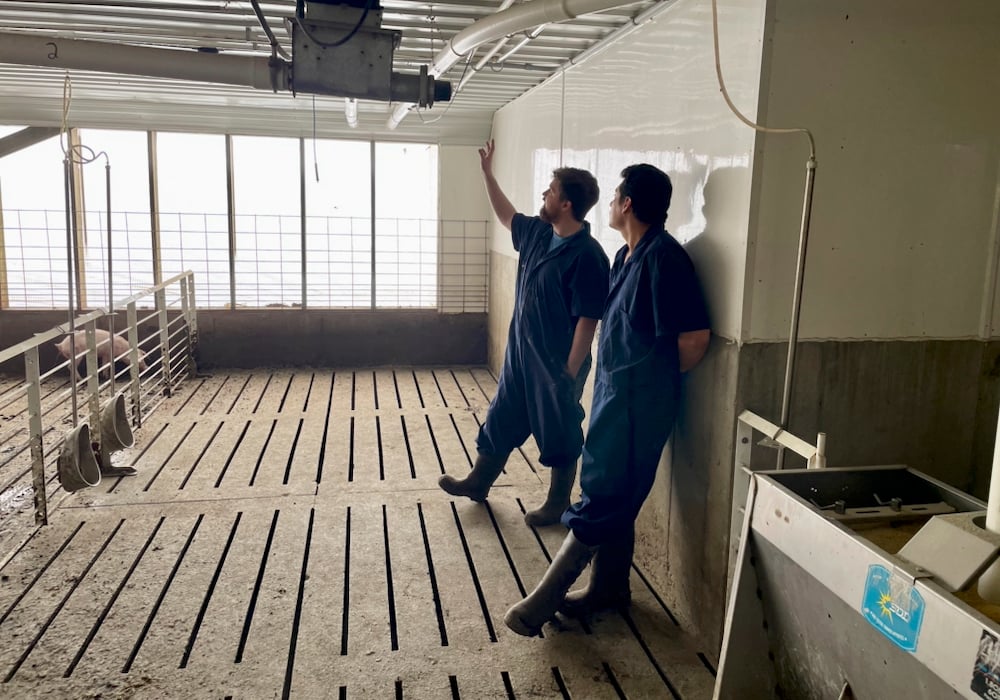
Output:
[749, 0, 1000, 341]
[491, 0, 765, 341]
[439, 145, 489, 222]
[490, 85, 563, 259]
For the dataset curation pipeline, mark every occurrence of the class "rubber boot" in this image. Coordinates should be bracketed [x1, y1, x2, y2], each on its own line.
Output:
[524, 462, 577, 527]
[504, 531, 596, 637]
[438, 452, 507, 502]
[560, 525, 635, 617]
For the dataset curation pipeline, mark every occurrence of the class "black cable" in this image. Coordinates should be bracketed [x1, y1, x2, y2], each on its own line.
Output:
[250, 0, 291, 61]
[295, 0, 376, 49]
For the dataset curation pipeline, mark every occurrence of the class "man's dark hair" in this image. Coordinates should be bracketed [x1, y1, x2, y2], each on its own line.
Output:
[619, 164, 672, 228]
[553, 167, 600, 222]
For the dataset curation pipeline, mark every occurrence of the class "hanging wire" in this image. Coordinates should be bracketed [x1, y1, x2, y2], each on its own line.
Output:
[60, 73, 117, 398]
[250, 0, 291, 61]
[61, 76, 108, 166]
[294, 0, 375, 49]
[711, 0, 817, 467]
[710, 0, 815, 157]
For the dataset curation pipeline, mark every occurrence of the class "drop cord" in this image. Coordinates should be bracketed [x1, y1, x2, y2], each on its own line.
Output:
[710, 0, 817, 468]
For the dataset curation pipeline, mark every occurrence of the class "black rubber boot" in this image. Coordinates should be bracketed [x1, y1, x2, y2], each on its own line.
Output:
[524, 462, 577, 527]
[560, 525, 635, 617]
[437, 452, 507, 502]
[504, 531, 596, 637]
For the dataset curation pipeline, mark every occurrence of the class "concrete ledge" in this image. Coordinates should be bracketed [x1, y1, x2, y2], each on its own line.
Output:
[0, 309, 488, 371]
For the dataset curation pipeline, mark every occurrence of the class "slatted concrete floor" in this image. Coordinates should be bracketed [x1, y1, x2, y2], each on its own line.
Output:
[0, 368, 716, 699]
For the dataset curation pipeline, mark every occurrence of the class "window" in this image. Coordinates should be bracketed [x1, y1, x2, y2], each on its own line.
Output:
[375, 143, 438, 308]
[232, 135, 301, 308]
[156, 133, 229, 307]
[304, 139, 371, 307]
[0, 127, 71, 308]
[0, 131, 483, 312]
[80, 129, 153, 304]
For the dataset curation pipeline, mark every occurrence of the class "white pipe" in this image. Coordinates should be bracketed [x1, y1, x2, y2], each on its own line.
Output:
[344, 98, 358, 128]
[455, 0, 518, 94]
[807, 432, 826, 469]
[387, 0, 641, 129]
[457, 25, 547, 95]
[457, 37, 512, 93]
[475, 37, 512, 71]
[978, 406, 1000, 602]
[496, 25, 549, 65]
[0, 31, 281, 91]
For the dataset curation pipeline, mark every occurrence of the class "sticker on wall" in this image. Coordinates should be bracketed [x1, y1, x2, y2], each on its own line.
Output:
[860, 564, 925, 652]
[972, 629, 1000, 699]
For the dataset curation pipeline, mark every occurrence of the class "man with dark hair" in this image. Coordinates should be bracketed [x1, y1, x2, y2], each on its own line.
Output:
[438, 139, 610, 527]
[505, 163, 711, 635]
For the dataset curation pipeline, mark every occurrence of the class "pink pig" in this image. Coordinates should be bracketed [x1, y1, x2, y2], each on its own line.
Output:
[54, 330, 147, 379]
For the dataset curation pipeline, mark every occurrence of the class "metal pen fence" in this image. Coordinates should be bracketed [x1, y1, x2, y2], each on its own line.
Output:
[1, 211, 488, 312]
[0, 271, 197, 545]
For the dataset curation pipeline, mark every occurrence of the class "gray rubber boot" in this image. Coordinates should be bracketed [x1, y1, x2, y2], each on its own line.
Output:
[523, 462, 577, 527]
[560, 525, 634, 617]
[504, 531, 596, 637]
[438, 452, 507, 502]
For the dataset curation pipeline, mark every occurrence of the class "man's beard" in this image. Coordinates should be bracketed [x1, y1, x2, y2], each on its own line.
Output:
[539, 204, 552, 222]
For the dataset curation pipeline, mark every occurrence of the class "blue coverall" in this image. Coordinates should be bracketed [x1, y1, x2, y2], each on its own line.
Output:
[477, 213, 610, 469]
[563, 227, 709, 545]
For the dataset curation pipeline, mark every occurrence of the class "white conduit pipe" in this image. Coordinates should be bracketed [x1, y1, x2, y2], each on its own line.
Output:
[456, 0, 518, 94]
[978, 405, 1000, 602]
[0, 31, 281, 91]
[456, 37, 512, 93]
[387, 0, 641, 130]
[496, 25, 549, 65]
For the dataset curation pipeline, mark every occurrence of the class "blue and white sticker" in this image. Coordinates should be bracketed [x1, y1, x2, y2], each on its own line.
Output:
[860, 564, 925, 652]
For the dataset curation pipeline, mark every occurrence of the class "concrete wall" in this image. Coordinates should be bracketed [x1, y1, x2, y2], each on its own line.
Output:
[746, 0, 1000, 494]
[750, 0, 1000, 342]
[489, 0, 767, 660]
[739, 340, 996, 494]
[0, 309, 487, 372]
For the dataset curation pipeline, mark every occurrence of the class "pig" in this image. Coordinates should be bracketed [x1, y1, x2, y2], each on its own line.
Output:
[54, 330, 147, 380]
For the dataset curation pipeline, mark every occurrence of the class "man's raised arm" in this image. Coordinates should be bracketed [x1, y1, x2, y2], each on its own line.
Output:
[479, 139, 516, 230]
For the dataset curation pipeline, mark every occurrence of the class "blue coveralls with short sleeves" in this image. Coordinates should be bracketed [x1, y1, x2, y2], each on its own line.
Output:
[477, 213, 610, 469]
[563, 227, 709, 545]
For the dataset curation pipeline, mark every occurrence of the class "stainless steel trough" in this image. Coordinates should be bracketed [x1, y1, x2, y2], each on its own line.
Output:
[716, 465, 1000, 699]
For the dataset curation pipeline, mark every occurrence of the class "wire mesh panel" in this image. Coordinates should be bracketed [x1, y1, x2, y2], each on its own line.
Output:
[375, 217, 437, 309]
[304, 215, 372, 308]
[233, 214, 302, 308]
[1, 132, 488, 313]
[2, 210, 488, 311]
[439, 220, 488, 313]
[159, 212, 230, 308]
[82, 210, 155, 304]
[2, 209, 71, 308]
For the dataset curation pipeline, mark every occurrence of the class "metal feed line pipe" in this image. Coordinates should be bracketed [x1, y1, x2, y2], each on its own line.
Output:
[386, 0, 645, 130]
[0, 31, 284, 91]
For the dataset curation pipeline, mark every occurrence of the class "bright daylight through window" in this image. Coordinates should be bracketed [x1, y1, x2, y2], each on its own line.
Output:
[0, 129, 450, 310]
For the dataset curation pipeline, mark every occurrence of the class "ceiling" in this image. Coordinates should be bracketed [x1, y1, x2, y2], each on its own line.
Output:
[0, 1, 657, 144]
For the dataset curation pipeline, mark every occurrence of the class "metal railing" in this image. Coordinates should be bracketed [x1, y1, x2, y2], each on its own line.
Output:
[1, 210, 489, 312]
[0, 270, 197, 531]
[727, 409, 827, 595]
